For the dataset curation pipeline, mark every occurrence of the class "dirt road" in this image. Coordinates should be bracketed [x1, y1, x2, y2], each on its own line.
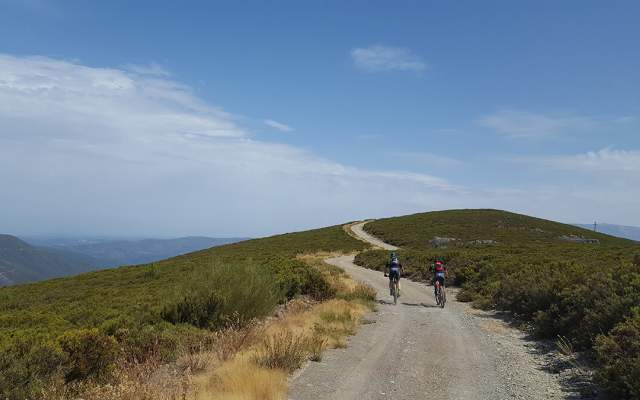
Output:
[288, 222, 567, 400]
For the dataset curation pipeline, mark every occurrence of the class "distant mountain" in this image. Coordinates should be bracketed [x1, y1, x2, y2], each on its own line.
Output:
[574, 223, 640, 241]
[23, 236, 248, 268]
[0, 235, 96, 286]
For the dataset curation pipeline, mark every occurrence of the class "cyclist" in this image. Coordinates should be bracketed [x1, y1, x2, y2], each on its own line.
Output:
[384, 252, 404, 297]
[432, 259, 447, 297]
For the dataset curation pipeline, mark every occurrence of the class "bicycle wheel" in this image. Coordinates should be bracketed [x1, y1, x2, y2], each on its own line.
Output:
[393, 280, 398, 305]
[441, 288, 446, 308]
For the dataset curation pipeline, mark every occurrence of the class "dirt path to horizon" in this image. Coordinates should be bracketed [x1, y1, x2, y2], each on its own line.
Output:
[288, 222, 569, 400]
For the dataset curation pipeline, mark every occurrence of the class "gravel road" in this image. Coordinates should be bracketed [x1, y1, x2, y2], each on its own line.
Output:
[288, 222, 570, 400]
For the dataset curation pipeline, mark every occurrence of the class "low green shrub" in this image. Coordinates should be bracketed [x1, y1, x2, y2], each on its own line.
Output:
[595, 309, 640, 399]
[162, 261, 282, 330]
[161, 291, 224, 329]
[0, 336, 66, 400]
[267, 257, 335, 301]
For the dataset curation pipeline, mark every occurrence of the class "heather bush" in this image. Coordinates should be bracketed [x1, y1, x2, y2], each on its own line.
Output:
[58, 328, 120, 382]
[595, 309, 640, 399]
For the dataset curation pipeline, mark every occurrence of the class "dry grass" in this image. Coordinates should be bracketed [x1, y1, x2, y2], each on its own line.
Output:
[195, 359, 287, 400]
[41, 359, 195, 400]
[254, 331, 310, 372]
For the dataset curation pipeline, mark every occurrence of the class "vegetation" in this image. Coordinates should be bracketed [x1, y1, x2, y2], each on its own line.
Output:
[356, 209, 640, 398]
[0, 225, 366, 400]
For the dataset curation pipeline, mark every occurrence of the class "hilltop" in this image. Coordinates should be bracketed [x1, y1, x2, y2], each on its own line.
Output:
[364, 209, 632, 248]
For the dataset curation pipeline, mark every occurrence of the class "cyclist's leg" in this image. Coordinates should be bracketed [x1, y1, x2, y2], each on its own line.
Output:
[435, 275, 444, 296]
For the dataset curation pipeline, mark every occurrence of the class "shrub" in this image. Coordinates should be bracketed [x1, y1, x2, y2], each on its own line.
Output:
[268, 257, 335, 301]
[595, 309, 640, 399]
[161, 291, 224, 329]
[0, 337, 66, 400]
[162, 261, 282, 330]
[634, 253, 640, 268]
[338, 283, 376, 303]
[58, 328, 120, 382]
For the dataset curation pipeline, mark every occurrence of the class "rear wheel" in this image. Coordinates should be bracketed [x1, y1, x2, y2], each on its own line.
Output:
[392, 279, 398, 305]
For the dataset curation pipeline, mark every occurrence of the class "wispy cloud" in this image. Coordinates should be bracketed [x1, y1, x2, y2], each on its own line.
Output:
[0, 53, 461, 236]
[543, 148, 640, 173]
[123, 62, 171, 77]
[350, 45, 427, 72]
[477, 109, 593, 138]
[264, 119, 293, 132]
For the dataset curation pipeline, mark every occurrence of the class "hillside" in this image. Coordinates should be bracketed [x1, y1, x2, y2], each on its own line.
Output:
[25, 236, 249, 267]
[575, 223, 640, 241]
[0, 224, 366, 399]
[0, 235, 96, 286]
[364, 209, 632, 248]
[355, 209, 640, 399]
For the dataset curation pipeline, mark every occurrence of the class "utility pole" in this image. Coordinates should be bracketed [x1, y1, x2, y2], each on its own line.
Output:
[593, 221, 597, 232]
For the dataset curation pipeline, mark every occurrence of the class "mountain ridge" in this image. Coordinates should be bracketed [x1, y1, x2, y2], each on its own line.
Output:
[574, 223, 640, 241]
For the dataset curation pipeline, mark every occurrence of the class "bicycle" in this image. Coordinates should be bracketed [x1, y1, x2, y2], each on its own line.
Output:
[435, 280, 446, 308]
[385, 272, 400, 305]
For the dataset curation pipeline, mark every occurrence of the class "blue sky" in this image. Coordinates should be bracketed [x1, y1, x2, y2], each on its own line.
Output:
[0, 0, 638, 236]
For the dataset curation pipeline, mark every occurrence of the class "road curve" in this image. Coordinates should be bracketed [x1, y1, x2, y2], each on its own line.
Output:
[288, 222, 567, 400]
[349, 221, 398, 251]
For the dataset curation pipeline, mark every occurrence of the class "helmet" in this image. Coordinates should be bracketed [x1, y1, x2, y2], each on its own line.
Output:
[390, 252, 396, 259]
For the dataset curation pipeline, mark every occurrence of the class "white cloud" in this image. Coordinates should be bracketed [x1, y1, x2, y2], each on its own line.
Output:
[2, 54, 638, 235]
[0, 54, 462, 237]
[543, 148, 640, 173]
[264, 119, 293, 132]
[477, 109, 593, 138]
[350, 45, 427, 72]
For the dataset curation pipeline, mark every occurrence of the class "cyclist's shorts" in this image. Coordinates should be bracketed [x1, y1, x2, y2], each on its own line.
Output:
[434, 272, 445, 286]
[389, 269, 400, 281]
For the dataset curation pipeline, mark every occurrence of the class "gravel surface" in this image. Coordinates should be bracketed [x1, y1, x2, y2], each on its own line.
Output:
[288, 222, 583, 400]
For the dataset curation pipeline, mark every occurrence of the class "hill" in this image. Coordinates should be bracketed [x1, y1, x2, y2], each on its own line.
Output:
[25, 236, 249, 267]
[0, 235, 96, 286]
[355, 209, 640, 398]
[575, 223, 640, 241]
[364, 209, 631, 248]
[0, 224, 366, 399]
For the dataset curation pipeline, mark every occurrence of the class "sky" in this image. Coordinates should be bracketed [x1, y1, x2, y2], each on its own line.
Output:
[0, 0, 638, 237]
